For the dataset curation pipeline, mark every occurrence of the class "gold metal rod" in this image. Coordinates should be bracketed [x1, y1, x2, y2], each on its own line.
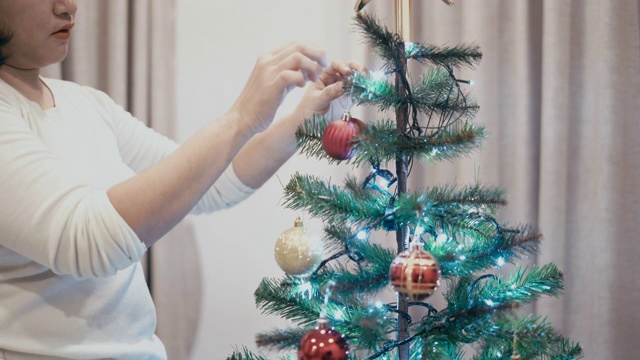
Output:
[394, 0, 412, 41]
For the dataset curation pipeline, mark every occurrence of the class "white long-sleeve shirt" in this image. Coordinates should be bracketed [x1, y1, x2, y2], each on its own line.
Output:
[0, 78, 254, 359]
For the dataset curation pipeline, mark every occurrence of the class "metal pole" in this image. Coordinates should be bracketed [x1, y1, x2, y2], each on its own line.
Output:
[394, 1, 412, 359]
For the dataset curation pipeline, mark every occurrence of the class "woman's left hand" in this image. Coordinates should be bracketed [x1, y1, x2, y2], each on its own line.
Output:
[294, 59, 367, 121]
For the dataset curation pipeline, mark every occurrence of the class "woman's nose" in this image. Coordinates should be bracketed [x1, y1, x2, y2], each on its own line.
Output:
[53, 0, 78, 22]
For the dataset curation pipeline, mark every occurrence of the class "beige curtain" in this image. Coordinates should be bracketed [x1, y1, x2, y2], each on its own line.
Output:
[372, 1, 639, 359]
[42, 1, 197, 359]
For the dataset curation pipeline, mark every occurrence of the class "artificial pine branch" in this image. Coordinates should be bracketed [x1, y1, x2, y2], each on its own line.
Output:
[255, 277, 376, 328]
[472, 315, 583, 359]
[255, 327, 308, 352]
[310, 242, 395, 298]
[421, 338, 466, 360]
[426, 224, 541, 277]
[227, 347, 294, 360]
[347, 69, 474, 119]
[356, 120, 485, 166]
[296, 115, 486, 166]
[391, 184, 508, 227]
[483, 263, 565, 301]
[344, 70, 479, 125]
[344, 72, 397, 110]
[420, 183, 507, 210]
[256, 279, 394, 353]
[322, 222, 355, 253]
[314, 264, 391, 298]
[444, 263, 564, 316]
[410, 69, 480, 129]
[254, 277, 325, 327]
[407, 41, 483, 69]
[353, 12, 404, 74]
[283, 173, 388, 225]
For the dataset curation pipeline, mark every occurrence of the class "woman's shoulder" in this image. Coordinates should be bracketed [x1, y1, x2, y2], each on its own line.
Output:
[42, 77, 99, 96]
[42, 78, 118, 108]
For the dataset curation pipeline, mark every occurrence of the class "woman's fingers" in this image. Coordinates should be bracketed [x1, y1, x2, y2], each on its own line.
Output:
[271, 42, 328, 68]
[319, 59, 367, 86]
[230, 42, 329, 134]
[274, 52, 323, 86]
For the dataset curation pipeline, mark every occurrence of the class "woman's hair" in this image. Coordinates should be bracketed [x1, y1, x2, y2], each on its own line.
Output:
[0, 26, 12, 67]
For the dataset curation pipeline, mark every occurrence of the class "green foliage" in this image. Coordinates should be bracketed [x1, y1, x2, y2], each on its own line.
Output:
[407, 41, 482, 70]
[471, 316, 583, 360]
[227, 347, 293, 360]
[283, 173, 387, 226]
[296, 115, 486, 167]
[345, 68, 480, 126]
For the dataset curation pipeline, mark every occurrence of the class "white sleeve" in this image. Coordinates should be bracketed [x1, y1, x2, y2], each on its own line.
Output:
[191, 163, 256, 215]
[0, 95, 146, 280]
[88, 87, 257, 214]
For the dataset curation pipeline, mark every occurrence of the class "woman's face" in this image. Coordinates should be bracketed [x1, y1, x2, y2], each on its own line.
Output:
[0, 0, 77, 70]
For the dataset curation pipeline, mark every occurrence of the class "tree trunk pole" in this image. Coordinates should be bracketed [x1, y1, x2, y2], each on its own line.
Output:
[394, 1, 412, 359]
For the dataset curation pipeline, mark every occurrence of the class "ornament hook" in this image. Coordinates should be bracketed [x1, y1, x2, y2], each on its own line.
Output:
[319, 280, 337, 321]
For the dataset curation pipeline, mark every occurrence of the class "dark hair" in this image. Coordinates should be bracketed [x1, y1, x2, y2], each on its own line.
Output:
[0, 27, 12, 67]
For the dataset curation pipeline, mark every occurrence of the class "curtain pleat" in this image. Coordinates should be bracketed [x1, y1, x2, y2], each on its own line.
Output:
[536, 1, 640, 358]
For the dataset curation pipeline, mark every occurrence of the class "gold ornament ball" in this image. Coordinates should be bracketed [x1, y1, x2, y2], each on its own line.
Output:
[274, 218, 324, 276]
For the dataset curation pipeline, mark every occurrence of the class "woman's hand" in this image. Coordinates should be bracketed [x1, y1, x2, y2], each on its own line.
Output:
[229, 42, 328, 135]
[294, 59, 367, 122]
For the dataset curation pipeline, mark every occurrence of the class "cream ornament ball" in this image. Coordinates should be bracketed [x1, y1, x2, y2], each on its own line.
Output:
[274, 218, 324, 276]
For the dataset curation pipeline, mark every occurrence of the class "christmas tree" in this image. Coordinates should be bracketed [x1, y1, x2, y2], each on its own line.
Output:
[229, 1, 583, 359]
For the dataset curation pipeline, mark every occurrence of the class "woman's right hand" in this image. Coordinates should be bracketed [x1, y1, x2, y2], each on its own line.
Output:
[228, 42, 327, 135]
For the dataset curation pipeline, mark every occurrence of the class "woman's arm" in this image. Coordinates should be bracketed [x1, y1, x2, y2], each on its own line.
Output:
[107, 42, 327, 247]
[232, 59, 364, 188]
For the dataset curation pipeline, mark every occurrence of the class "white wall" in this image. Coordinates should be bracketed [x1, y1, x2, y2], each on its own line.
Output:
[176, 1, 369, 358]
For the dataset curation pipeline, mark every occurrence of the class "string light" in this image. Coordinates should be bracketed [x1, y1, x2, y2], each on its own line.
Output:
[404, 41, 418, 55]
[496, 257, 506, 267]
[297, 282, 314, 300]
[436, 233, 448, 243]
[357, 230, 368, 240]
[371, 70, 386, 81]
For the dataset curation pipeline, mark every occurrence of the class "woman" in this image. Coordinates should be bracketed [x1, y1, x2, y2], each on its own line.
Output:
[0, 0, 362, 358]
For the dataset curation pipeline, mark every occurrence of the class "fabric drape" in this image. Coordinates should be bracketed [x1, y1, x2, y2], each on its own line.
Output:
[372, 1, 639, 359]
[42, 1, 196, 359]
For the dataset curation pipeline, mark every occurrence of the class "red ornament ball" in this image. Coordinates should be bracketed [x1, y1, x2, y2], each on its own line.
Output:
[322, 111, 364, 160]
[298, 319, 349, 360]
[388, 241, 441, 301]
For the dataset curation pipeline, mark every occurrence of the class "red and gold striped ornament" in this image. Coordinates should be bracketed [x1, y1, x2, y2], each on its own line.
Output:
[388, 239, 441, 301]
